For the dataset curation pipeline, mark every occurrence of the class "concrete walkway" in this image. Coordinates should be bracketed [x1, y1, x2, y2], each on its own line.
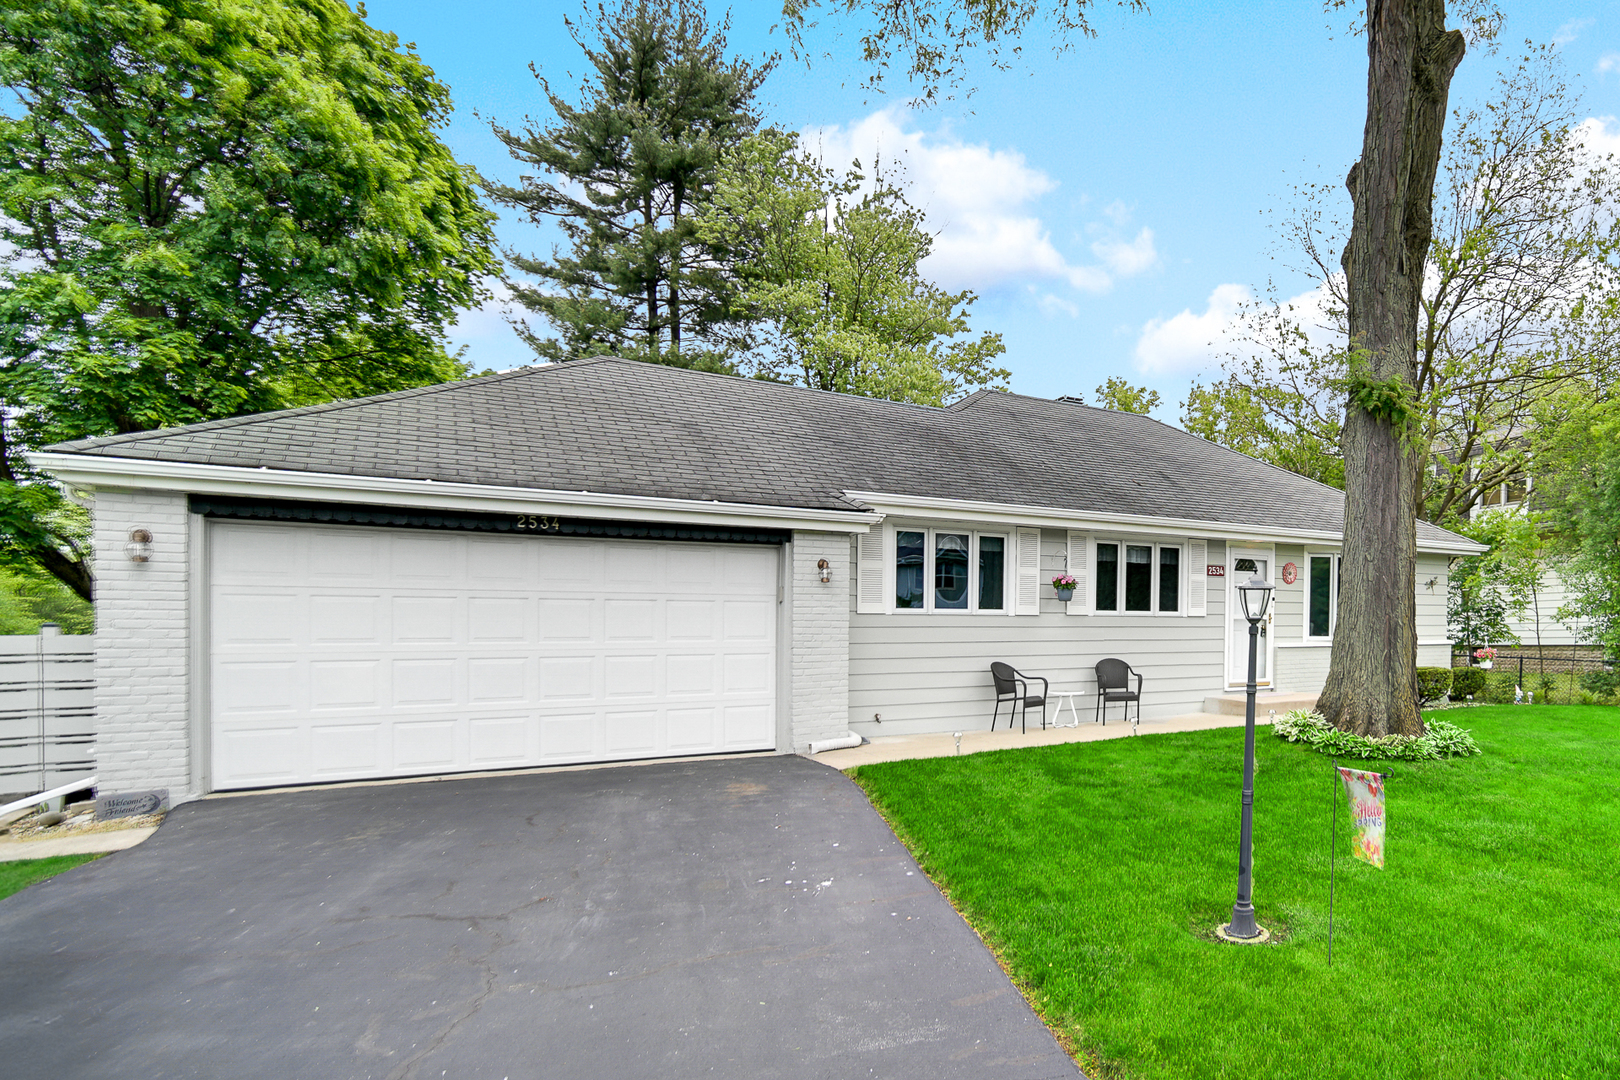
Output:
[814, 710, 1274, 769]
[0, 825, 158, 863]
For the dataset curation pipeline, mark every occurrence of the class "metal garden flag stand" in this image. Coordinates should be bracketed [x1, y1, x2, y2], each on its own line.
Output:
[1328, 763, 1388, 966]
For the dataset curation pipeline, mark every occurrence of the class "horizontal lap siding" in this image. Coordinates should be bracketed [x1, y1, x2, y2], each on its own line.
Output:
[848, 532, 1226, 736]
[1417, 553, 1449, 642]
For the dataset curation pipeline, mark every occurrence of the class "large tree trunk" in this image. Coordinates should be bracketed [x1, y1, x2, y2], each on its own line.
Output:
[1317, 0, 1465, 738]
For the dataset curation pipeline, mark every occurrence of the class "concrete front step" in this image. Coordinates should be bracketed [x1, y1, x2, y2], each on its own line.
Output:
[1203, 691, 1318, 717]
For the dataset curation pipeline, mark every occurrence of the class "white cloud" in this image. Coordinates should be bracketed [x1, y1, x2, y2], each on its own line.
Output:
[1598, 54, 1620, 76]
[1133, 283, 1254, 375]
[1092, 228, 1159, 277]
[1035, 291, 1080, 318]
[1554, 18, 1592, 45]
[1576, 115, 1620, 159]
[802, 108, 1154, 296]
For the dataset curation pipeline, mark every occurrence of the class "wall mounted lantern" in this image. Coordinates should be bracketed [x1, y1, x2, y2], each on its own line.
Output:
[817, 558, 831, 584]
[125, 528, 153, 563]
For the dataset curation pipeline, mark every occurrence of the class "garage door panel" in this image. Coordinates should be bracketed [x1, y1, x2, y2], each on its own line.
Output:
[469, 716, 530, 765]
[394, 719, 458, 769]
[538, 598, 594, 640]
[723, 705, 773, 748]
[468, 657, 529, 703]
[310, 595, 380, 644]
[216, 661, 301, 714]
[604, 708, 658, 753]
[392, 596, 458, 644]
[309, 723, 382, 774]
[667, 654, 716, 695]
[604, 599, 657, 641]
[469, 597, 527, 642]
[604, 654, 657, 698]
[309, 660, 381, 709]
[667, 707, 717, 749]
[214, 593, 303, 646]
[392, 658, 459, 707]
[210, 523, 778, 790]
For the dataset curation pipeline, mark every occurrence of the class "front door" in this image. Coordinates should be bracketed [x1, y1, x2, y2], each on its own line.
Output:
[1227, 552, 1274, 687]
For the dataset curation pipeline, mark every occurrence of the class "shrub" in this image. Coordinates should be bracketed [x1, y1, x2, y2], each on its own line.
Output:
[1451, 667, 1488, 699]
[1272, 709, 1482, 761]
[1579, 670, 1619, 699]
[1416, 667, 1453, 705]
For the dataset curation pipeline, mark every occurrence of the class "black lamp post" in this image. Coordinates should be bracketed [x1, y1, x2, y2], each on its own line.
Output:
[1221, 572, 1275, 942]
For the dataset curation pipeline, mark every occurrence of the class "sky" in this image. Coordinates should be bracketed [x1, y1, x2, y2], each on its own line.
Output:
[364, 0, 1620, 422]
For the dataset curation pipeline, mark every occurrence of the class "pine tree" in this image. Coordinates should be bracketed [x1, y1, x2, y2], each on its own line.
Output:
[487, 0, 771, 369]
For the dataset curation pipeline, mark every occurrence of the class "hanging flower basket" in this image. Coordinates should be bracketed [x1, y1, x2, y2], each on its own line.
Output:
[1052, 574, 1077, 602]
[1473, 646, 1496, 670]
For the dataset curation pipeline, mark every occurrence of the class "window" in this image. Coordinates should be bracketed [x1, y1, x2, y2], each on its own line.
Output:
[1096, 539, 1182, 614]
[1096, 543, 1119, 611]
[1308, 553, 1340, 638]
[978, 536, 1005, 610]
[894, 528, 1008, 612]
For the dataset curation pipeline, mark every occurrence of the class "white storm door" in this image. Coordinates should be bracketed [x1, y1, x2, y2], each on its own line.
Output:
[1227, 552, 1274, 687]
[207, 522, 778, 790]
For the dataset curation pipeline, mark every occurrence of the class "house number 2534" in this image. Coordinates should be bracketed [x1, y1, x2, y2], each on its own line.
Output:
[515, 514, 560, 531]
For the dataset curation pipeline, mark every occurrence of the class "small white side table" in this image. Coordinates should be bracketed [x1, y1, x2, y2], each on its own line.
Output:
[1048, 691, 1089, 728]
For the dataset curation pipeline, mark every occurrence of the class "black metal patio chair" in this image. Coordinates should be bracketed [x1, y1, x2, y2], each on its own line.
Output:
[990, 662, 1048, 733]
[1094, 658, 1143, 727]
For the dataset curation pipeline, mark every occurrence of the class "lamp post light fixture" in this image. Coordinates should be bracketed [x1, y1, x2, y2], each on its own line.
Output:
[1220, 572, 1275, 944]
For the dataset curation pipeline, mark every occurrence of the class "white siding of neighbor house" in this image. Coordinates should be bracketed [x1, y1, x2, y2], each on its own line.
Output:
[91, 487, 195, 801]
[1503, 564, 1589, 647]
[846, 530, 1228, 737]
[1274, 548, 1455, 696]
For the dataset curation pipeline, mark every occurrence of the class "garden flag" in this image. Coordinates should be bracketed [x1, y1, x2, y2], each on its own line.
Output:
[1337, 767, 1386, 868]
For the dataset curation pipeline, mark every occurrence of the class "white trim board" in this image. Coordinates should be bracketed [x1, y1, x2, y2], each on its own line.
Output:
[31, 453, 882, 534]
[842, 490, 1486, 555]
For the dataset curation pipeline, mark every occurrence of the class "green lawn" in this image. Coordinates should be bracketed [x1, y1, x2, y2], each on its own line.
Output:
[850, 706, 1619, 1080]
[0, 853, 99, 902]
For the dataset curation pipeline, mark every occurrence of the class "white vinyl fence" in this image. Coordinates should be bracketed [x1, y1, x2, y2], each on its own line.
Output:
[0, 629, 95, 798]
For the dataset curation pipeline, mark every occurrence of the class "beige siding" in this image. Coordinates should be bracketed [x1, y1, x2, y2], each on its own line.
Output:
[848, 532, 1228, 736]
[1505, 564, 1589, 647]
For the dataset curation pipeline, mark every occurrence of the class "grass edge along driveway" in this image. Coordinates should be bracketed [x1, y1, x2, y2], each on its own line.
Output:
[0, 852, 99, 902]
[850, 705, 1619, 1080]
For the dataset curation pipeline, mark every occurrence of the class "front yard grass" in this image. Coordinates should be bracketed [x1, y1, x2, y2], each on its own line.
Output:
[0, 853, 99, 902]
[850, 705, 1619, 1079]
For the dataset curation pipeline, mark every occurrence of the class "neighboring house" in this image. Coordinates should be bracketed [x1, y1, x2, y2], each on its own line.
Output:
[34, 357, 1482, 803]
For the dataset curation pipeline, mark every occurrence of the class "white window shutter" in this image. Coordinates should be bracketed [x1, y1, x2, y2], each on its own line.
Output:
[856, 527, 885, 613]
[1014, 528, 1042, 615]
[1066, 531, 1090, 615]
[1187, 538, 1208, 616]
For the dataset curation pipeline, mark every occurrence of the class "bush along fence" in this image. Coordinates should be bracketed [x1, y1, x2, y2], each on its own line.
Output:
[1449, 648, 1618, 706]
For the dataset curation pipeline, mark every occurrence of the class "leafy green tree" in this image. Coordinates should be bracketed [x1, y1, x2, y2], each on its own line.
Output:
[1530, 395, 1620, 656]
[1092, 377, 1160, 415]
[696, 130, 1007, 405]
[0, 0, 499, 600]
[0, 565, 94, 635]
[1445, 510, 1541, 654]
[487, 0, 771, 369]
[1180, 378, 1345, 488]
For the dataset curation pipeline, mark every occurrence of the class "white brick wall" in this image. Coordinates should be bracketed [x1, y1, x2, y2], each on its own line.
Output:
[92, 488, 193, 799]
[788, 531, 851, 750]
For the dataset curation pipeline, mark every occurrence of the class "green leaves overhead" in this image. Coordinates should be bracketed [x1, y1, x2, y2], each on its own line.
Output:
[697, 130, 1008, 406]
[0, 0, 500, 597]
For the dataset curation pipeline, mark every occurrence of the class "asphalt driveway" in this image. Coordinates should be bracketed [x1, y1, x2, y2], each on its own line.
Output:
[0, 755, 1081, 1079]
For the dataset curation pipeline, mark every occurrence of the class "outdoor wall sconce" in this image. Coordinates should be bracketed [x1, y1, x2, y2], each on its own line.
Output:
[125, 528, 153, 563]
[817, 558, 831, 584]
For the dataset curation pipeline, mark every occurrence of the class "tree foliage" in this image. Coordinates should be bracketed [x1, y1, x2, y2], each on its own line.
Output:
[1530, 392, 1620, 656]
[0, 0, 499, 599]
[1092, 377, 1159, 414]
[1188, 50, 1620, 523]
[487, 0, 771, 369]
[781, 0, 1142, 103]
[1445, 509, 1541, 653]
[696, 130, 1007, 405]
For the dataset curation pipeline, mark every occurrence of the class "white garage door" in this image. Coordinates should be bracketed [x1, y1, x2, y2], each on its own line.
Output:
[208, 521, 779, 790]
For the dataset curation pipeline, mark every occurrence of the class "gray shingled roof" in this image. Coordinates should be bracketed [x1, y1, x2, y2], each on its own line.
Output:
[47, 355, 1467, 545]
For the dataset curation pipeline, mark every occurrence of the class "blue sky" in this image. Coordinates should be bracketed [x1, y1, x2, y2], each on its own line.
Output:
[365, 1, 1620, 420]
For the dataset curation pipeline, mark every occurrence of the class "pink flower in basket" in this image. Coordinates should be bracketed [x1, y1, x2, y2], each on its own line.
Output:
[1473, 647, 1497, 661]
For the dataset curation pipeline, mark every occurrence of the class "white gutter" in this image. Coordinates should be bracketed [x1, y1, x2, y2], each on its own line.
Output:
[29, 453, 883, 534]
[842, 489, 1489, 555]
